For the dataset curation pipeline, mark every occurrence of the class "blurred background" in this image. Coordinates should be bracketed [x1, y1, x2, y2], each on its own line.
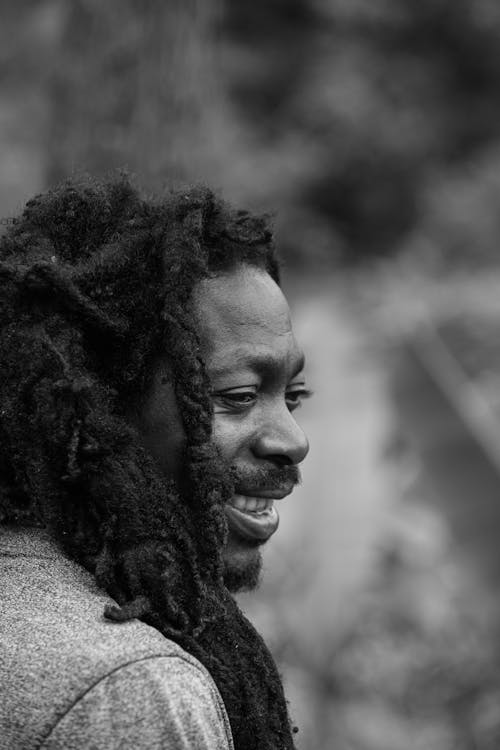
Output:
[4, 1, 500, 747]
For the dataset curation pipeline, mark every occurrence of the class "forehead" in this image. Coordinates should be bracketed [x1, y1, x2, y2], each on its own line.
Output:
[191, 265, 303, 376]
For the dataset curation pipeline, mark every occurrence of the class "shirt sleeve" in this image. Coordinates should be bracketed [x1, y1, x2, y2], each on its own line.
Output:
[41, 655, 234, 750]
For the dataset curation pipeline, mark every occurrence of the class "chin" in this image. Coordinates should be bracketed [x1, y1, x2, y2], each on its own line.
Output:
[222, 541, 263, 593]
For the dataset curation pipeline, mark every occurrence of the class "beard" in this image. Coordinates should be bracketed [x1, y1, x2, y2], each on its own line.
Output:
[221, 462, 300, 592]
[222, 535, 263, 592]
[178, 442, 301, 593]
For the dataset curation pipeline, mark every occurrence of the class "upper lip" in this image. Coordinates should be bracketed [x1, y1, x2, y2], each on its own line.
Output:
[234, 484, 295, 500]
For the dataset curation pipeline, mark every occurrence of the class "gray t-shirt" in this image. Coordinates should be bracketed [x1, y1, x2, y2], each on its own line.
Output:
[0, 527, 233, 750]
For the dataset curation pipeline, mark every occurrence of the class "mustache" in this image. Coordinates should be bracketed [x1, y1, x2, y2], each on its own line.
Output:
[230, 464, 301, 491]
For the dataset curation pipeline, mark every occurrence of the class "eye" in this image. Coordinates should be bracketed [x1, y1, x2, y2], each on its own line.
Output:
[222, 392, 256, 405]
[212, 388, 257, 411]
[285, 387, 313, 411]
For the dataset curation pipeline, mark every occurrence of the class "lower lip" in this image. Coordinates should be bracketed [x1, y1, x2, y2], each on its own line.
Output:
[225, 498, 280, 542]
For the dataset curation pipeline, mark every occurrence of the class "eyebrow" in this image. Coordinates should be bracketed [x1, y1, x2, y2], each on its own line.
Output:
[208, 349, 305, 380]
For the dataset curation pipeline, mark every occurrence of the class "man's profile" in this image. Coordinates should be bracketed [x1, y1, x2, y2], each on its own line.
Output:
[0, 176, 310, 750]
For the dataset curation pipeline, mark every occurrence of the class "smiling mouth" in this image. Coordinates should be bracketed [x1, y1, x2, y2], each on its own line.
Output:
[228, 495, 276, 514]
[225, 486, 293, 542]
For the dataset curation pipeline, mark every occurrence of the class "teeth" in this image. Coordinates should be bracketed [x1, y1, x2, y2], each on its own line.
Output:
[229, 495, 274, 514]
[254, 498, 272, 513]
[231, 496, 248, 511]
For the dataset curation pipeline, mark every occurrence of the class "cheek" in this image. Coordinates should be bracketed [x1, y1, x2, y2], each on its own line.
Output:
[211, 415, 251, 462]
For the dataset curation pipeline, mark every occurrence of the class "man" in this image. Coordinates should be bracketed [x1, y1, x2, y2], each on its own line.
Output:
[0, 176, 310, 749]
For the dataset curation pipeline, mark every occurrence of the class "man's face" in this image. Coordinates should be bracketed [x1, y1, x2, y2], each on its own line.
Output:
[132, 264, 309, 591]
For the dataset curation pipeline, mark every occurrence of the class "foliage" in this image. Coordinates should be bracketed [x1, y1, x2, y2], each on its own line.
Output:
[5, 0, 500, 264]
[222, 0, 500, 264]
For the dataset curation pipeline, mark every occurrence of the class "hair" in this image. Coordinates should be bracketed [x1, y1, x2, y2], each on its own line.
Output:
[0, 175, 298, 749]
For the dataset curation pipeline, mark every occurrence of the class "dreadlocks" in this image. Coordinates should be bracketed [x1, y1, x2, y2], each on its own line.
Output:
[0, 175, 297, 749]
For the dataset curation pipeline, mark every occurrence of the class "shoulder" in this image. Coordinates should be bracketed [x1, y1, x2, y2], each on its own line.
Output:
[42, 655, 233, 750]
[0, 528, 233, 750]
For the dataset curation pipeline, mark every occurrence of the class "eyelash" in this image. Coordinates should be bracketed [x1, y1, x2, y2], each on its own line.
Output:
[214, 388, 313, 410]
[286, 388, 313, 405]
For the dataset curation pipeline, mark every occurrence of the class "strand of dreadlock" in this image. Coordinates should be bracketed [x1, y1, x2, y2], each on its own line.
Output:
[21, 261, 127, 339]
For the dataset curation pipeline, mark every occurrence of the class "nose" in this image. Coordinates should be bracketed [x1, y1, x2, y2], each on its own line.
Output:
[252, 404, 309, 466]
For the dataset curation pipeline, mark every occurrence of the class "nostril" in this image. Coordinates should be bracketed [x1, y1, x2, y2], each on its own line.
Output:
[266, 455, 294, 468]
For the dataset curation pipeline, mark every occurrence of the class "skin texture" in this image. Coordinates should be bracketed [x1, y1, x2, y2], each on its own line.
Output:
[132, 264, 310, 590]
